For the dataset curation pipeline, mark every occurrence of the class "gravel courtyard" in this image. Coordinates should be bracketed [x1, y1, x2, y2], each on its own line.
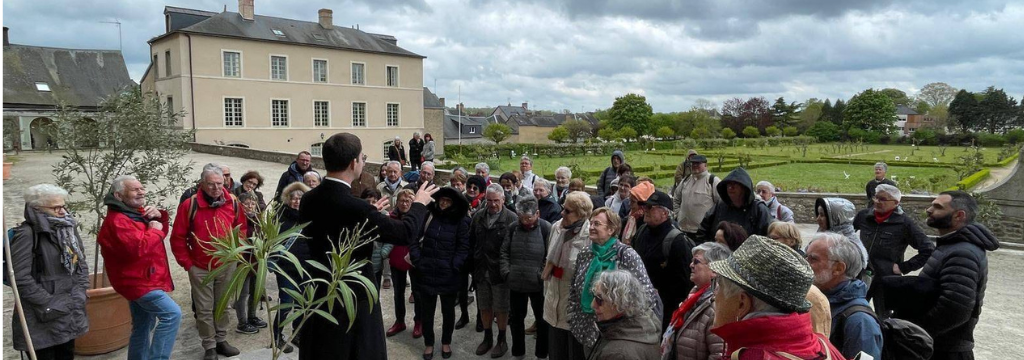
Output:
[3, 151, 1022, 359]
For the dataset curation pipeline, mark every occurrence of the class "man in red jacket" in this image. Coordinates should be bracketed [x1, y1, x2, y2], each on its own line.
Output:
[98, 175, 180, 360]
[171, 163, 248, 360]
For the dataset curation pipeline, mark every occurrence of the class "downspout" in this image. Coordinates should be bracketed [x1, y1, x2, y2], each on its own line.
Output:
[187, 33, 197, 141]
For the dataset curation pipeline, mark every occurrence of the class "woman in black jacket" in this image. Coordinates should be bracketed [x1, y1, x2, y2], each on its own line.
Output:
[409, 187, 471, 359]
[271, 181, 311, 352]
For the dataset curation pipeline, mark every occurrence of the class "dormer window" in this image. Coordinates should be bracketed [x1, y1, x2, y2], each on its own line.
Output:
[35, 82, 50, 92]
[272, 29, 285, 36]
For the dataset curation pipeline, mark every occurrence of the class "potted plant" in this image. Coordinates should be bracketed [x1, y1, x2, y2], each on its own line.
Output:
[204, 204, 379, 360]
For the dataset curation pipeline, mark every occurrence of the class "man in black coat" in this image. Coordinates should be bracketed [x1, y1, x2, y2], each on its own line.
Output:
[630, 190, 693, 330]
[909, 191, 999, 360]
[274, 151, 313, 201]
[298, 133, 438, 360]
[695, 167, 773, 243]
[409, 132, 425, 171]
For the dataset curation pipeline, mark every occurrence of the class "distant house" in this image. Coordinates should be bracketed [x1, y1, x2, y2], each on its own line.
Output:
[896, 105, 926, 136]
[443, 110, 493, 145]
[490, 103, 528, 123]
[505, 113, 563, 143]
[142, 2, 429, 160]
[2, 27, 135, 151]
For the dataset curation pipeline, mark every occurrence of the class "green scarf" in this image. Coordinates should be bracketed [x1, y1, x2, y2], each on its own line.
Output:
[581, 237, 619, 314]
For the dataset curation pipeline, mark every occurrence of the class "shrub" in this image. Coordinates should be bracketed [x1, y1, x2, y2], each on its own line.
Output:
[804, 121, 841, 142]
[742, 126, 761, 138]
[721, 128, 737, 139]
[1006, 129, 1024, 145]
[765, 126, 781, 137]
[847, 128, 869, 142]
[976, 133, 1006, 147]
[783, 126, 799, 137]
[656, 126, 675, 139]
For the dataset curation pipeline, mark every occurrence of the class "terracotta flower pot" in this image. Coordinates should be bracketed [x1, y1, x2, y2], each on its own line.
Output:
[74, 272, 132, 355]
[3, 162, 11, 180]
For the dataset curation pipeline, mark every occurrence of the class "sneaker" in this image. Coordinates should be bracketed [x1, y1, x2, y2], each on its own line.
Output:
[249, 317, 268, 328]
[276, 337, 294, 354]
[491, 340, 508, 358]
[413, 321, 423, 339]
[216, 341, 240, 357]
[235, 323, 258, 334]
[387, 322, 407, 337]
[203, 349, 217, 360]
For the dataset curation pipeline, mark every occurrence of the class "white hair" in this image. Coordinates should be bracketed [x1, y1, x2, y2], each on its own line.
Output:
[555, 166, 572, 179]
[201, 163, 224, 179]
[385, 161, 402, 171]
[534, 177, 550, 188]
[485, 183, 505, 198]
[303, 171, 321, 181]
[874, 162, 888, 172]
[809, 232, 864, 279]
[692, 242, 732, 263]
[591, 270, 650, 318]
[875, 183, 902, 202]
[421, 161, 435, 172]
[25, 184, 69, 207]
[475, 162, 490, 173]
[520, 156, 532, 165]
[755, 181, 775, 194]
[112, 174, 139, 194]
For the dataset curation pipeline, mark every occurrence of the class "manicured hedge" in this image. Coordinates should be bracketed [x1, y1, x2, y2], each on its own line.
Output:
[948, 168, 991, 191]
[995, 151, 1020, 167]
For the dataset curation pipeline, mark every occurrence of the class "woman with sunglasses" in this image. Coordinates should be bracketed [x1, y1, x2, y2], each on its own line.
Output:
[587, 270, 661, 360]
[662, 243, 731, 360]
[566, 207, 659, 358]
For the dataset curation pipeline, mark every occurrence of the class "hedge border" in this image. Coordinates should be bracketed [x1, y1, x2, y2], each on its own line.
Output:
[948, 168, 991, 191]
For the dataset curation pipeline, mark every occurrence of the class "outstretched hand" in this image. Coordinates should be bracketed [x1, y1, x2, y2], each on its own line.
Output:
[414, 183, 440, 205]
[374, 197, 392, 212]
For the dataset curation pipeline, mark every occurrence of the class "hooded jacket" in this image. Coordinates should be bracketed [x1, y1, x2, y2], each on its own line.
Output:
[589, 314, 662, 360]
[816, 197, 869, 266]
[9, 205, 91, 351]
[409, 187, 471, 295]
[597, 150, 625, 197]
[275, 161, 312, 200]
[97, 192, 173, 302]
[695, 168, 772, 243]
[912, 223, 998, 353]
[826, 280, 883, 360]
[539, 193, 563, 224]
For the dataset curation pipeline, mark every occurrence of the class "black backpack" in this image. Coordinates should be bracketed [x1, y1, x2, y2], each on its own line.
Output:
[832, 304, 934, 360]
[3, 225, 39, 287]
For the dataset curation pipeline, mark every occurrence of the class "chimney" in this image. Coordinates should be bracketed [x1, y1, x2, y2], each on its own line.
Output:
[318, 9, 333, 29]
[521, 102, 528, 110]
[439, 98, 446, 108]
[3, 27, 9, 47]
[457, 103, 465, 114]
[238, 0, 254, 21]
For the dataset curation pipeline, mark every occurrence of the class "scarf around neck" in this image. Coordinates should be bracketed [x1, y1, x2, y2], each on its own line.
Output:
[874, 208, 895, 224]
[670, 284, 710, 330]
[582, 237, 619, 314]
[103, 189, 146, 223]
[45, 214, 84, 275]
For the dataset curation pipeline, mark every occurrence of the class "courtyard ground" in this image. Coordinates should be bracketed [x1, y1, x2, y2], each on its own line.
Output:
[2, 151, 1022, 359]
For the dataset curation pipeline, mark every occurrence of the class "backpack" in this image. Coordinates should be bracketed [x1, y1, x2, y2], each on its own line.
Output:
[832, 304, 934, 360]
[403, 171, 420, 183]
[185, 193, 240, 247]
[660, 226, 691, 269]
[3, 225, 39, 287]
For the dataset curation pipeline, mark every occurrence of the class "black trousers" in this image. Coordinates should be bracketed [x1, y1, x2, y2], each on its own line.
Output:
[932, 351, 974, 360]
[510, 290, 548, 358]
[391, 268, 417, 323]
[458, 272, 470, 316]
[35, 339, 75, 360]
[416, 291, 457, 347]
[549, 327, 585, 360]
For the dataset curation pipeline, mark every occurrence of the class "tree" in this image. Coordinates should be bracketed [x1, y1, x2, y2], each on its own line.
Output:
[562, 119, 592, 143]
[691, 98, 718, 117]
[618, 127, 638, 142]
[879, 88, 911, 107]
[820, 99, 834, 125]
[765, 126, 781, 137]
[690, 128, 711, 139]
[49, 89, 194, 237]
[598, 127, 618, 141]
[949, 89, 981, 133]
[742, 126, 761, 138]
[831, 99, 847, 125]
[914, 100, 931, 115]
[656, 126, 675, 139]
[843, 88, 896, 133]
[548, 126, 569, 143]
[804, 121, 841, 142]
[676, 109, 721, 139]
[979, 86, 1018, 134]
[650, 113, 676, 132]
[483, 123, 512, 144]
[771, 97, 801, 128]
[721, 128, 737, 139]
[608, 93, 653, 135]
[917, 82, 959, 108]
[928, 103, 950, 131]
[798, 98, 823, 131]
[783, 126, 799, 137]
[741, 97, 774, 132]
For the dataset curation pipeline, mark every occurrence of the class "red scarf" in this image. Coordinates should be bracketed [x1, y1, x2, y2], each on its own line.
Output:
[471, 193, 485, 209]
[670, 284, 710, 330]
[874, 208, 895, 224]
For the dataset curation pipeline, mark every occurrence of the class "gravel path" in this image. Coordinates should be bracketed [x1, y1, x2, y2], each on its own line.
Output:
[3, 151, 1022, 360]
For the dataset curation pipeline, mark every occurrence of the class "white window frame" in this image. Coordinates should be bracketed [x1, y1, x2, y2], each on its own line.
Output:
[223, 97, 245, 127]
[385, 65, 399, 87]
[386, 103, 400, 127]
[222, 50, 243, 78]
[35, 82, 51, 92]
[312, 58, 329, 83]
[310, 142, 324, 156]
[271, 99, 290, 127]
[352, 102, 367, 127]
[313, 100, 330, 127]
[351, 61, 365, 85]
[270, 54, 288, 81]
[469, 126, 476, 134]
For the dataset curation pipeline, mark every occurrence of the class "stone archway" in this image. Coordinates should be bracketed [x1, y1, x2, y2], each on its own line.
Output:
[29, 117, 53, 150]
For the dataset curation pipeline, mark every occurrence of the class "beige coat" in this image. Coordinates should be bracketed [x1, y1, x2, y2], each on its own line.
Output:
[672, 171, 721, 232]
[807, 285, 832, 338]
[376, 179, 407, 207]
[670, 288, 725, 360]
[543, 219, 590, 330]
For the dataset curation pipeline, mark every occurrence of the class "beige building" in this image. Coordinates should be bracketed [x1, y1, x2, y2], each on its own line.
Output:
[142, 2, 431, 161]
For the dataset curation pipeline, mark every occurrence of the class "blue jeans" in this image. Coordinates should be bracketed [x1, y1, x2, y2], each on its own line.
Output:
[128, 290, 182, 360]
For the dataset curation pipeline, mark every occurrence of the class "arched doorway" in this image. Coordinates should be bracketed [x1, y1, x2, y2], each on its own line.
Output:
[29, 117, 53, 150]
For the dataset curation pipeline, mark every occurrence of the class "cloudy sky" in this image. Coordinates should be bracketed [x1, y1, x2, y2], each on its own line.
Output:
[4, 0, 1024, 112]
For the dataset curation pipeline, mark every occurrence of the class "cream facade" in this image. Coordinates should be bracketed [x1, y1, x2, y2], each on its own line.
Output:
[144, 8, 426, 161]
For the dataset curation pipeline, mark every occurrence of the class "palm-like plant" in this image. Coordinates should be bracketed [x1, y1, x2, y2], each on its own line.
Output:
[202, 203, 379, 359]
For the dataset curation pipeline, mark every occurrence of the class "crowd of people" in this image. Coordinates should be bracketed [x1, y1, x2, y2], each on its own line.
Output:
[5, 132, 1001, 360]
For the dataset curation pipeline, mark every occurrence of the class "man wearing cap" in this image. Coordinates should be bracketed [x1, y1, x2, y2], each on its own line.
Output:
[696, 167, 772, 244]
[709, 235, 847, 360]
[620, 181, 655, 245]
[673, 154, 721, 240]
[631, 190, 694, 330]
[673, 149, 700, 192]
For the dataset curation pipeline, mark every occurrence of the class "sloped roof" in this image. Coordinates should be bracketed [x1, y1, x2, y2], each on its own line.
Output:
[443, 113, 490, 139]
[150, 9, 424, 59]
[491, 105, 527, 121]
[505, 113, 564, 131]
[896, 105, 919, 115]
[423, 87, 443, 109]
[3, 44, 135, 109]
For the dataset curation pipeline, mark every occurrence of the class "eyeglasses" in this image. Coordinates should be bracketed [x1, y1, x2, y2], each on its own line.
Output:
[593, 293, 605, 306]
[691, 258, 703, 266]
[223, 173, 232, 177]
[41, 205, 68, 213]
[873, 196, 896, 203]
